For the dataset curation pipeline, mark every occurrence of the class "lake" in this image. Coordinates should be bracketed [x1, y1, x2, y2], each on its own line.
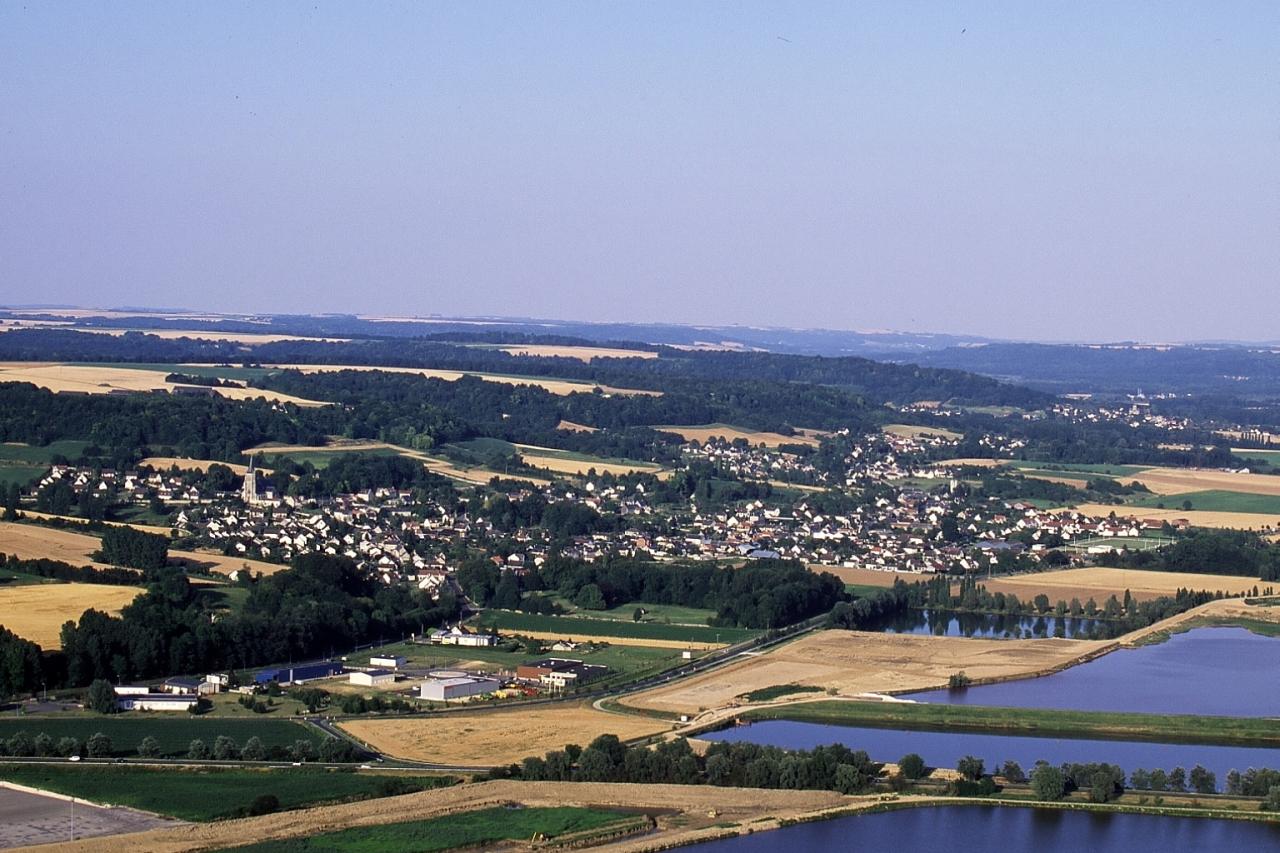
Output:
[905, 626, 1280, 716]
[703, 720, 1280, 788]
[867, 608, 1108, 639]
[686, 805, 1280, 852]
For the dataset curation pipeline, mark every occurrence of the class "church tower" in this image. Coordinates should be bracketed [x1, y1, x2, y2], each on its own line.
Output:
[242, 456, 259, 505]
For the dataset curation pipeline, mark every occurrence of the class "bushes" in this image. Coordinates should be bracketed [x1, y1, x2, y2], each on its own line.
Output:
[98, 525, 168, 571]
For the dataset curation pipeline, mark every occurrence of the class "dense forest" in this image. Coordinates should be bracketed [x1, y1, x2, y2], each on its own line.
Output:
[1115, 529, 1280, 581]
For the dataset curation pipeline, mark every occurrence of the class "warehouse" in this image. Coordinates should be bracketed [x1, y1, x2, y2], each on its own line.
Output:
[419, 675, 501, 702]
[349, 669, 396, 687]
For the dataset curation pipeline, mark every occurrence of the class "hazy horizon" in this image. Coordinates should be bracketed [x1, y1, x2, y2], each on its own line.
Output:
[3, 3, 1276, 341]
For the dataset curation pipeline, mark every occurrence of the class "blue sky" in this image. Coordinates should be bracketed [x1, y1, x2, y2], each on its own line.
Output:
[1, 2, 1276, 340]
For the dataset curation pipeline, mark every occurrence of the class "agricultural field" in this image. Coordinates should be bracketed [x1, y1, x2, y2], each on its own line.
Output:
[0, 440, 91, 487]
[555, 419, 597, 432]
[590, 601, 719, 626]
[882, 423, 963, 440]
[257, 363, 659, 397]
[1056, 503, 1280, 531]
[253, 439, 549, 487]
[0, 520, 104, 565]
[44, 779, 848, 853]
[471, 610, 755, 647]
[806, 564, 911, 588]
[0, 765, 454, 822]
[1231, 447, 1280, 465]
[0, 582, 142, 646]
[170, 548, 290, 577]
[234, 805, 639, 852]
[979, 566, 1266, 604]
[653, 423, 822, 448]
[514, 443, 665, 477]
[0, 718, 328, 758]
[621, 629, 1108, 716]
[0, 362, 322, 406]
[495, 343, 658, 361]
[1008, 461, 1149, 477]
[1122, 489, 1280, 517]
[140, 456, 261, 476]
[1126, 466, 1280, 496]
[340, 703, 669, 765]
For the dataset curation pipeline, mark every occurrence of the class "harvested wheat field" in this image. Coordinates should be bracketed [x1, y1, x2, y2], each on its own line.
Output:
[16, 511, 173, 536]
[883, 424, 963, 441]
[935, 457, 1004, 468]
[623, 630, 1107, 716]
[0, 583, 142, 646]
[22, 780, 856, 853]
[169, 549, 289, 577]
[0, 362, 321, 406]
[69, 327, 347, 344]
[981, 566, 1264, 604]
[807, 564, 915, 588]
[515, 445, 664, 477]
[498, 344, 658, 361]
[140, 457, 264, 476]
[1058, 503, 1280, 531]
[1128, 467, 1280, 496]
[340, 704, 670, 766]
[0, 521, 105, 565]
[255, 363, 660, 397]
[555, 419, 598, 433]
[655, 424, 822, 448]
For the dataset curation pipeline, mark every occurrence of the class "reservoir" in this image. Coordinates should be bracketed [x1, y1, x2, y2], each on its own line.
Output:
[868, 609, 1108, 639]
[904, 626, 1280, 717]
[685, 805, 1280, 852]
[702, 720, 1280, 788]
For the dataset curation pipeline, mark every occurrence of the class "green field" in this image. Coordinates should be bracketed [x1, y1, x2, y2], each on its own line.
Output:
[472, 610, 757, 644]
[591, 601, 717, 626]
[232, 806, 641, 853]
[1123, 490, 1280, 515]
[1231, 449, 1280, 464]
[0, 440, 91, 464]
[0, 717, 330, 758]
[258, 447, 401, 470]
[0, 765, 454, 822]
[745, 701, 1280, 747]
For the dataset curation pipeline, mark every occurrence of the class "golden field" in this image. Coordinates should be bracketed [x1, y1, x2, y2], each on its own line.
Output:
[340, 704, 669, 765]
[0, 362, 322, 406]
[140, 456, 261, 476]
[883, 423, 963, 440]
[1127, 467, 1280, 496]
[654, 424, 823, 448]
[0, 583, 142, 647]
[980, 566, 1266, 603]
[0, 521, 107, 565]
[514, 444, 665, 477]
[1057, 503, 1280, 531]
[622, 629, 1108, 716]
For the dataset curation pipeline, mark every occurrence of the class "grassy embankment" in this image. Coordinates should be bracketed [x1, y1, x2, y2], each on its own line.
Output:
[229, 806, 645, 852]
[0, 764, 455, 822]
[741, 701, 1280, 747]
[0, 717, 329, 758]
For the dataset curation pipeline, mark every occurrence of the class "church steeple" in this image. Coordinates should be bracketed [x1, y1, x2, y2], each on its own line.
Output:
[242, 456, 259, 505]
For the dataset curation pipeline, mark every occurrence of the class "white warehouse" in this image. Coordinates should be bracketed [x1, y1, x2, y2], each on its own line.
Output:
[419, 675, 501, 702]
[349, 669, 395, 687]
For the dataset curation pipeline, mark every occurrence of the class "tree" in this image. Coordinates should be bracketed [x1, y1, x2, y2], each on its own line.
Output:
[213, 735, 239, 760]
[137, 736, 162, 759]
[240, 736, 267, 761]
[188, 739, 210, 760]
[1265, 785, 1280, 812]
[575, 583, 607, 611]
[56, 737, 81, 758]
[318, 736, 355, 763]
[33, 733, 53, 757]
[957, 756, 984, 782]
[1031, 764, 1066, 801]
[86, 732, 113, 758]
[247, 794, 280, 816]
[86, 679, 118, 714]
[633, 607, 645, 622]
[1000, 760, 1026, 784]
[290, 739, 316, 763]
[1168, 766, 1187, 793]
[899, 753, 926, 780]
[1189, 765, 1217, 795]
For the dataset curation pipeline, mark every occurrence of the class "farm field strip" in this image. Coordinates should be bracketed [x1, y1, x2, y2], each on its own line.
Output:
[975, 567, 1264, 603]
[0, 362, 323, 406]
[251, 363, 660, 397]
[1057, 502, 1280, 529]
[472, 610, 756, 645]
[0, 718, 325, 757]
[653, 423, 822, 448]
[494, 343, 658, 361]
[883, 424, 963, 440]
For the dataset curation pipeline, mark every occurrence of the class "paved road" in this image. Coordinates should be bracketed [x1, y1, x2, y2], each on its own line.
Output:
[0, 784, 175, 850]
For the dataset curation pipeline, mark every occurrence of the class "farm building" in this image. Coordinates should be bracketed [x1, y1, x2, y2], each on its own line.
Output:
[370, 655, 406, 669]
[254, 661, 345, 685]
[112, 687, 198, 712]
[428, 625, 499, 648]
[516, 658, 608, 689]
[350, 669, 395, 687]
[419, 675, 502, 702]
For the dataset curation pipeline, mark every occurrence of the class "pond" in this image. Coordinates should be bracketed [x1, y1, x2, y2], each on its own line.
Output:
[902, 627, 1280, 717]
[866, 608, 1109, 639]
[703, 720, 1280, 789]
[686, 805, 1280, 851]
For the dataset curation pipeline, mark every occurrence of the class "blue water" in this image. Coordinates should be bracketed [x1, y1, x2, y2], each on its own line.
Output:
[687, 805, 1280, 852]
[703, 721, 1280, 789]
[905, 627, 1280, 716]
[870, 609, 1108, 639]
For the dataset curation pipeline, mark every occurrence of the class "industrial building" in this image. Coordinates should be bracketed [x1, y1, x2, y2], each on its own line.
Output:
[349, 669, 396, 687]
[419, 675, 501, 702]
